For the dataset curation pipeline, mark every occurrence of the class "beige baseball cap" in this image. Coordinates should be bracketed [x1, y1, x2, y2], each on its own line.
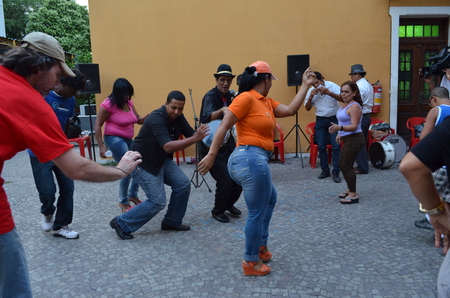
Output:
[21, 32, 75, 77]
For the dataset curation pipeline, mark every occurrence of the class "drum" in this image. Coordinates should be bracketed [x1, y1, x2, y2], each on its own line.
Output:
[378, 134, 407, 163]
[202, 120, 230, 147]
[369, 141, 395, 169]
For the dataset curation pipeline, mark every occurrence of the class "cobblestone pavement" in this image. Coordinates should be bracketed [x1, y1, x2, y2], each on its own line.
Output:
[3, 149, 443, 298]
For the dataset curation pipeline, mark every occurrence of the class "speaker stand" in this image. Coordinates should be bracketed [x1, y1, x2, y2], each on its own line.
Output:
[87, 98, 96, 162]
[188, 89, 211, 192]
[190, 132, 212, 193]
[283, 86, 309, 168]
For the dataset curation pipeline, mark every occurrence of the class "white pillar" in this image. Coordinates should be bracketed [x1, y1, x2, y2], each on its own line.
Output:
[0, 0, 5, 37]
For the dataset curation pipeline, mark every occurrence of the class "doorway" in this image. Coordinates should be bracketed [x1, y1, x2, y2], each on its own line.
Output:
[397, 18, 448, 141]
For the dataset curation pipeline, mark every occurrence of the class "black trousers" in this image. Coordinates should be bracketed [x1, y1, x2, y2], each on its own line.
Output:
[339, 132, 365, 192]
[355, 113, 371, 173]
[202, 143, 242, 214]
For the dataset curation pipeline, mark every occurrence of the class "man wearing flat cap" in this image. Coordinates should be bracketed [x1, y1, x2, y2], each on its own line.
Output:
[0, 32, 141, 297]
[200, 64, 242, 223]
[349, 64, 374, 174]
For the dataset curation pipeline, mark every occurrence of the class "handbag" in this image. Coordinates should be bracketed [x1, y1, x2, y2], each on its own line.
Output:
[65, 115, 82, 139]
[371, 122, 391, 131]
[370, 122, 391, 140]
[414, 123, 424, 138]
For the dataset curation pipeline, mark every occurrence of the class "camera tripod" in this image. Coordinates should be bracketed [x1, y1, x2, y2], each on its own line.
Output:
[188, 89, 212, 192]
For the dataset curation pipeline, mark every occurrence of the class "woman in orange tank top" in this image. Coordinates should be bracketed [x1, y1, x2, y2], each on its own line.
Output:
[198, 61, 316, 276]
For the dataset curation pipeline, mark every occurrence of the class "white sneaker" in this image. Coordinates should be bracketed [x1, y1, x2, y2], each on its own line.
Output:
[41, 214, 53, 232]
[53, 226, 79, 239]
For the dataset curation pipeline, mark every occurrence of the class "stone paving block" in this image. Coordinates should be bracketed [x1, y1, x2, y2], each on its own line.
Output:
[1, 150, 446, 297]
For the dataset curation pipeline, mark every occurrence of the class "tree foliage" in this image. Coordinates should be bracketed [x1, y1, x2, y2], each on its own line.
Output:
[26, 0, 91, 62]
[3, 0, 45, 39]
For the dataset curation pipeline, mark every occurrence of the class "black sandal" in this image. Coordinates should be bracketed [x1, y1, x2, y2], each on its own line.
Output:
[338, 193, 349, 198]
[340, 196, 359, 204]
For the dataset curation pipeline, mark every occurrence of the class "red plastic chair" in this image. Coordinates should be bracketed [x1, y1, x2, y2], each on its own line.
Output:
[406, 117, 426, 149]
[367, 118, 395, 150]
[68, 134, 93, 160]
[305, 122, 332, 169]
[175, 134, 186, 166]
[273, 124, 285, 163]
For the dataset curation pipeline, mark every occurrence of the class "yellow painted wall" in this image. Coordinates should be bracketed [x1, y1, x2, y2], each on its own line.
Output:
[87, 0, 438, 156]
[390, 0, 449, 6]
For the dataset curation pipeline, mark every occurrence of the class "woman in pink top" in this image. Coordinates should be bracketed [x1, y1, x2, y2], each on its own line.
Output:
[95, 78, 147, 212]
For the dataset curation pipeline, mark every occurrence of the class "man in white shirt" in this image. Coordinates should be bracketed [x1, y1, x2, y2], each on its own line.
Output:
[305, 72, 342, 183]
[349, 64, 374, 174]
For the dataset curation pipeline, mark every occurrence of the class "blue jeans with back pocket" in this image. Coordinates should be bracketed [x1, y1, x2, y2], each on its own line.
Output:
[104, 135, 140, 204]
[228, 145, 277, 262]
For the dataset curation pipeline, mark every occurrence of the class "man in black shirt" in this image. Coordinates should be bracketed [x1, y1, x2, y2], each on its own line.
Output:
[199, 64, 243, 223]
[400, 116, 450, 296]
[110, 91, 208, 239]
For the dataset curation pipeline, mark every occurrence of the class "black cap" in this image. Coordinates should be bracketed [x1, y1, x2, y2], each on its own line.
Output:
[214, 64, 235, 78]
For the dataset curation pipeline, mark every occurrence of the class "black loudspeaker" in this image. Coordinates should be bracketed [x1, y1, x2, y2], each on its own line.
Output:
[76, 63, 101, 94]
[287, 55, 310, 86]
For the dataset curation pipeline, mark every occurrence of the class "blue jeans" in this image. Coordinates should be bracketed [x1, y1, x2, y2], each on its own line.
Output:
[228, 146, 277, 262]
[117, 157, 191, 233]
[315, 116, 340, 173]
[104, 135, 139, 204]
[438, 248, 450, 297]
[0, 228, 32, 298]
[30, 155, 74, 230]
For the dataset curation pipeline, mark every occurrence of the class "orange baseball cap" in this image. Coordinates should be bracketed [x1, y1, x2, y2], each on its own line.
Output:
[250, 61, 277, 80]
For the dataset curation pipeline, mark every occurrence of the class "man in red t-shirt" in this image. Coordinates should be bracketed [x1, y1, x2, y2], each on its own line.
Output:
[0, 32, 142, 298]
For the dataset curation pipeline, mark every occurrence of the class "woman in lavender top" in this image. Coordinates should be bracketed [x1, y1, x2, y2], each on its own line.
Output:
[329, 81, 365, 204]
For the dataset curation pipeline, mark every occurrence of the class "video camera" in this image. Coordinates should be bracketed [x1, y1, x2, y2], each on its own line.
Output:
[419, 44, 450, 78]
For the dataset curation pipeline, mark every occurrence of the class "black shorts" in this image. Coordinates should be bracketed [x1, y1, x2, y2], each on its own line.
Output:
[411, 116, 450, 173]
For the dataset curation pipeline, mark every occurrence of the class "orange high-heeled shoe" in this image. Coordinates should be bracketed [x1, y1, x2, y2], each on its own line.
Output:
[242, 260, 271, 276]
[259, 246, 272, 262]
